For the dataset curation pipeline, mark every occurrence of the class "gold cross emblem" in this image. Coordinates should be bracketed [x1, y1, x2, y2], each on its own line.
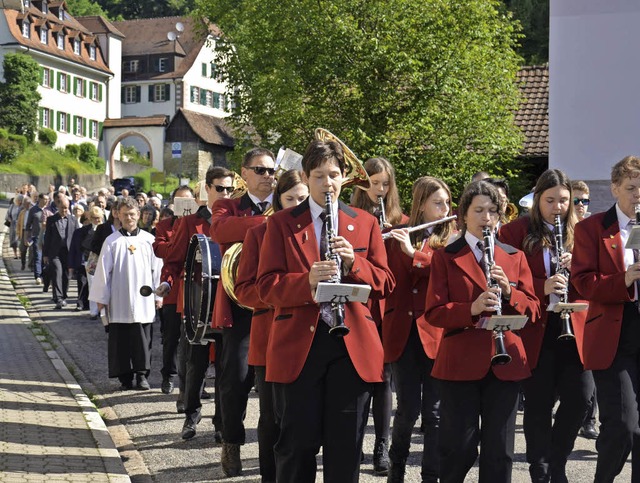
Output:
[128, 245, 136, 254]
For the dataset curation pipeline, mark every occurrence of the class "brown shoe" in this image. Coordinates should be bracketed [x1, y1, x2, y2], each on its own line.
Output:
[221, 442, 242, 477]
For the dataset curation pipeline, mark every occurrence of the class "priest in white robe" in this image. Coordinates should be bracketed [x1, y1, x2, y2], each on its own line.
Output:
[90, 196, 163, 390]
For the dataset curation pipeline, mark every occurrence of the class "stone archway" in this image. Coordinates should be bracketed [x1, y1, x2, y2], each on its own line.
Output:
[100, 116, 169, 180]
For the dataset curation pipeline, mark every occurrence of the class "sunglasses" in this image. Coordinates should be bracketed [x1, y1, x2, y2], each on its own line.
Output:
[246, 166, 276, 176]
[214, 185, 235, 193]
[573, 198, 590, 206]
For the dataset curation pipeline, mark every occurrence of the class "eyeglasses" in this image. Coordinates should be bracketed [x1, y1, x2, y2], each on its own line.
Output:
[246, 166, 276, 176]
[214, 185, 235, 193]
[573, 198, 590, 206]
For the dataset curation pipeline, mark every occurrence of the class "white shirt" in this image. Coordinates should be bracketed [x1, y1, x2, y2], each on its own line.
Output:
[247, 192, 274, 212]
[309, 196, 339, 253]
[616, 203, 635, 270]
[465, 231, 491, 264]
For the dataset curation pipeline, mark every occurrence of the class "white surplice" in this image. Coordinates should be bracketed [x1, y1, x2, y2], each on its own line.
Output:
[89, 230, 162, 324]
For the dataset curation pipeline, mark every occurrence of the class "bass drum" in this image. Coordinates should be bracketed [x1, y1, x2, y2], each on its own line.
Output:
[183, 234, 222, 345]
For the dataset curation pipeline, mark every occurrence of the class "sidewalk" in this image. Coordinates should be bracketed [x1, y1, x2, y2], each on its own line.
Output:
[0, 226, 129, 482]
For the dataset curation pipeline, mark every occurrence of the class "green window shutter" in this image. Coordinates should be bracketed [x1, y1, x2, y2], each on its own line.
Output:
[165, 84, 170, 101]
[135, 86, 141, 103]
[202, 62, 207, 76]
[73, 77, 77, 95]
[49, 109, 53, 128]
[148, 85, 154, 102]
[67, 74, 71, 92]
[39, 67, 44, 85]
[57, 72, 61, 90]
[99, 122, 103, 139]
[83, 80, 87, 97]
[56, 112, 60, 131]
[121, 86, 125, 102]
[210, 62, 216, 78]
[66, 113, 71, 131]
[83, 118, 87, 136]
[98, 84, 103, 101]
[73, 115, 77, 134]
[38, 107, 43, 127]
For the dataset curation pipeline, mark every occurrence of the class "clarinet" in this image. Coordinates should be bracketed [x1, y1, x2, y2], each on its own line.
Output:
[482, 227, 512, 365]
[554, 214, 575, 341]
[377, 195, 387, 231]
[323, 192, 349, 336]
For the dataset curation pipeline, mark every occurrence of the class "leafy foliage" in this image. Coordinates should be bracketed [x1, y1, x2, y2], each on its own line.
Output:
[501, 0, 548, 64]
[0, 54, 41, 143]
[65, 0, 109, 17]
[89, 0, 195, 19]
[195, 0, 524, 204]
[0, 139, 20, 164]
[65, 144, 80, 159]
[38, 128, 57, 146]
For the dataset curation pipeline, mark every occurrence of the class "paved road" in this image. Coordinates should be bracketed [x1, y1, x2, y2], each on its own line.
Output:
[1, 203, 631, 482]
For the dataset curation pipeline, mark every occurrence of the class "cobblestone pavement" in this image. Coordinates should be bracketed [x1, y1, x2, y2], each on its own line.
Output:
[1, 203, 631, 482]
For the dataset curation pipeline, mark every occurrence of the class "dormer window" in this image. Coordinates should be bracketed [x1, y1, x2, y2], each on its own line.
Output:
[24, 0, 30, 7]
[73, 38, 80, 55]
[41, 1, 47, 14]
[58, 7, 64, 21]
[57, 33, 64, 49]
[89, 45, 96, 60]
[22, 20, 30, 38]
[40, 27, 47, 44]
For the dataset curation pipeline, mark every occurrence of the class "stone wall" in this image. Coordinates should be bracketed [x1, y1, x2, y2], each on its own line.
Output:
[0, 174, 110, 197]
[112, 160, 148, 179]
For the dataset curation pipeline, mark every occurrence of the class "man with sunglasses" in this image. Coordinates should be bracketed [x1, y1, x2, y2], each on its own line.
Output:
[210, 147, 275, 477]
[571, 180, 591, 221]
[158, 167, 234, 441]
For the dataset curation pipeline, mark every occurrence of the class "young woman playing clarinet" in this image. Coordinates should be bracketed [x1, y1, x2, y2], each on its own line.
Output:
[234, 169, 309, 483]
[351, 156, 406, 475]
[424, 180, 539, 483]
[499, 169, 594, 483]
[382, 176, 455, 482]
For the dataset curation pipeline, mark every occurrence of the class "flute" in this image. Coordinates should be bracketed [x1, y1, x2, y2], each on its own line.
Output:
[381, 215, 457, 240]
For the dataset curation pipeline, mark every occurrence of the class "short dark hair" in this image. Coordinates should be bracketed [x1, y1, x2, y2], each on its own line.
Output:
[301, 140, 345, 177]
[457, 180, 501, 233]
[205, 166, 234, 187]
[172, 185, 194, 199]
[485, 177, 510, 198]
[118, 196, 139, 213]
[242, 147, 275, 168]
[273, 170, 305, 212]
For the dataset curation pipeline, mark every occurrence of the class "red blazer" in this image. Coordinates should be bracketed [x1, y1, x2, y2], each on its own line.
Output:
[210, 193, 267, 327]
[256, 200, 395, 384]
[235, 223, 274, 367]
[382, 238, 442, 362]
[499, 216, 588, 368]
[423, 236, 540, 382]
[164, 206, 211, 314]
[153, 216, 179, 305]
[572, 205, 634, 370]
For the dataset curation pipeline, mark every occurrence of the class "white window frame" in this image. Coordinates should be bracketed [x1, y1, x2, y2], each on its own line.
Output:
[24, 0, 30, 7]
[90, 82, 98, 101]
[58, 7, 64, 21]
[59, 74, 67, 93]
[42, 68, 50, 87]
[41, 0, 47, 14]
[90, 120, 98, 139]
[75, 116, 83, 136]
[57, 33, 64, 49]
[124, 60, 139, 73]
[22, 20, 29, 38]
[124, 86, 137, 104]
[158, 58, 167, 72]
[89, 45, 96, 60]
[75, 77, 84, 97]
[73, 38, 80, 55]
[40, 27, 47, 44]
[42, 109, 49, 128]
[59, 112, 67, 132]
[154, 84, 167, 102]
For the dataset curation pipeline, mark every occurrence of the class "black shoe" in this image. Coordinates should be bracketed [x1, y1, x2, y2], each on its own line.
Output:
[181, 414, 202, 440]
[373, 438, 389, 475]
[55, 302, 63, 310]
[119, 380, 133, 391]
[221, 442, 242, 477]
[135, 374, 150, 390]
[386, 459, 406, 483]
[200, 388, 212, 399]
[213, 430, 223, 444]
[161, 377, 175, 394]
[580, 422, 599, 440]
[176, 399, 185, 414]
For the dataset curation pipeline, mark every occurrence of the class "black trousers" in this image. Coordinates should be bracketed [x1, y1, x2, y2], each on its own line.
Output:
[439, 372, 519, 483]
[75, 266, 88, 309]
[108, 323, 152, 380]
[183, 339, 211, 425]
[160, 304, 181, 379]
[593, 303, 640, 483]
[273, 322, 372, 483]
[522, 314, 594, 482]
[50, 250, 69, 302]
[368, 363, 392, 441]
[255, 365, 279, 481]
[389, 323, 439, 482]
[219, 304, 254, 444]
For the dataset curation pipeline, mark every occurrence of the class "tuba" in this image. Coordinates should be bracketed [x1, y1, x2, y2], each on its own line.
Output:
[504, 202, 519, 223]
[220, 129, 370, 310]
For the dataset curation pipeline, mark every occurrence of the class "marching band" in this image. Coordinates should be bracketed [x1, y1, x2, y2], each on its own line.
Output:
[141, 132, 640, 483]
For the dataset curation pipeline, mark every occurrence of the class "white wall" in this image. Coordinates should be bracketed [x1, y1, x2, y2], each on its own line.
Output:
[550, 0, 640, 182]
[121, 81, 177, 118]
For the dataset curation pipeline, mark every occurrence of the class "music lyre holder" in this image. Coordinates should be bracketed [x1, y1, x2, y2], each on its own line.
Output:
[553, 302, 588, 314]
[625, 226, 640, 250]
[480, 315, 528, 332]
[314, 282, 372, 304]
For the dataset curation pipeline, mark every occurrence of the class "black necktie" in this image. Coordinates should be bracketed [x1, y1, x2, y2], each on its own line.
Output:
[477, 241, 486, 272]
[256, 201, 269, 214]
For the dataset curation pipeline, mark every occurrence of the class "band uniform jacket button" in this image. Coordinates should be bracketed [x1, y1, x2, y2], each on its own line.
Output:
[412, 288, 418, 294]
[408, 311, 413, 317]
[416, 262, 423, 268]
[612, 244, 617, 249]
[310, 325, 315, 332]
[347, 224, 355, 231]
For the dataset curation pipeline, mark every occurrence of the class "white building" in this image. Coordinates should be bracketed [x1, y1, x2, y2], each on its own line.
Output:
[0, 0, 117, 149]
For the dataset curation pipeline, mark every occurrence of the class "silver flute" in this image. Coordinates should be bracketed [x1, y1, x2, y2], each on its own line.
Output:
[381, 215, 457, 240]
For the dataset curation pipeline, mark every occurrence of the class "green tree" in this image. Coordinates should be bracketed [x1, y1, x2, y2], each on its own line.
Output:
[195, 0, 524, 202]
[502, 0, 548, 64]
[66, 0, 109, 17]
[0, 53, 42, 143]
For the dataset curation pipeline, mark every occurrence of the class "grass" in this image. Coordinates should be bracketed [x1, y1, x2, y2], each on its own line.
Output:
[0, 143, 103, 176]
[17, 294, 30, 308]
[134, 167, 182, 198]
[30, 321, 57, 349]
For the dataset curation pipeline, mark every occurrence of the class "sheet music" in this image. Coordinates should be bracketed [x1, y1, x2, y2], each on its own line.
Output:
[313, 282, 371, 304]
[173, 197, 200, 218]
[625, 226, 640, 249]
